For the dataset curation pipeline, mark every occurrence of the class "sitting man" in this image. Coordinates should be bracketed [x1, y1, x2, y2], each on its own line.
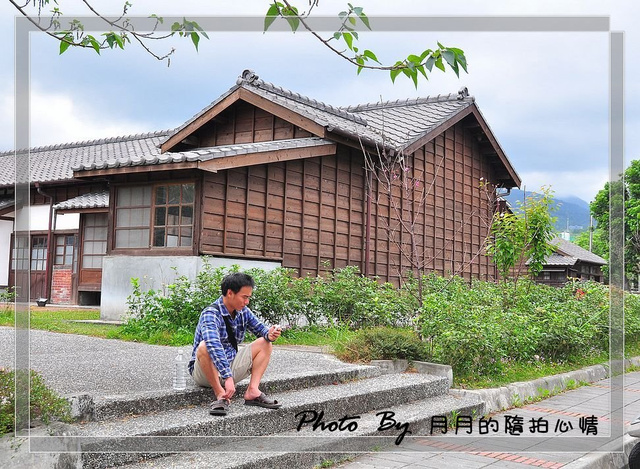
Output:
[188, 271, 282, 416]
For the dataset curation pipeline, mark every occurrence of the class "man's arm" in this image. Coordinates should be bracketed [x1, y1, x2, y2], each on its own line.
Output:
[200, 308, 234, 379]
[244, 309, 278, 342]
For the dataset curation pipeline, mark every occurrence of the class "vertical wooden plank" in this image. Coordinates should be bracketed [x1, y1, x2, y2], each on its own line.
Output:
[317, 157, 323, 270]
[263, 167, 269, 258]
[282, 161, 288, 260]
[347, 153, 353, 265]
[300, 159, 306, 275]
[223, 171, 229, 252]
[333, 156, 339, 270]
[244, 167, 250, 255]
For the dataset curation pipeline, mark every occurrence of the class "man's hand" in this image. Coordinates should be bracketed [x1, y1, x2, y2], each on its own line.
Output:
[268, 325, 282, 342]
[223, 377, 235, 400]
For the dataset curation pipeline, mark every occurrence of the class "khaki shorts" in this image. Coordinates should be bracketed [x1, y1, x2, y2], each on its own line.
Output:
[192, 344, 253, 387]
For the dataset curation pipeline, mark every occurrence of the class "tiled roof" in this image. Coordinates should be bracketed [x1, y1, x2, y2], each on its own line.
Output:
[345, 95, 474, 150]
[551, 237, 607, 265]
[72, 137, 333, 171]
[542, 254, 578, 266]
[0, 131, 170, 186]
[0, 70, 512, 186]
[527, 237, 607, 267]
[166, 70, 474, 151]
[53, 190, 109, 211]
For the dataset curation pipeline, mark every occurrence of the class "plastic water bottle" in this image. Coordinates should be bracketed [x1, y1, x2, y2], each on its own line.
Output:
[173, 349, 187, 391]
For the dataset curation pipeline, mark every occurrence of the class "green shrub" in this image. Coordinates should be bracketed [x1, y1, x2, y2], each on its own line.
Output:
[335, 327, 428, 363]
[124, 263, 418, 336]
[0, 368, 72, 435]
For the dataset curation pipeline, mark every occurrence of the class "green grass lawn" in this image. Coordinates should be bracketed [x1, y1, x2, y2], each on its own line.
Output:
[1, 305, 636, 390]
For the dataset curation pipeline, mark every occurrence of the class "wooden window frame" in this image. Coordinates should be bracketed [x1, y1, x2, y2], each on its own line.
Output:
[111, 181, 197, 253]
[54, 234, 76, 266]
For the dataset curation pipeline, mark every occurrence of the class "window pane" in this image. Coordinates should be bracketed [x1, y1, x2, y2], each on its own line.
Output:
[65, 254, 73, 265]
[181, 206, 193, 226]
[56, 246, 65, 256]
[180, 226, 192, 247]
[155, 207, 166, 226]
[167, 206, 180, 225]
[182, 184, 195, 203]
[156, 186, 166, 205]
[117, 187, 132, 207]
[168, 185, 181, 204]
[153, 228, 165, 247]
[166, 227, 179, 247]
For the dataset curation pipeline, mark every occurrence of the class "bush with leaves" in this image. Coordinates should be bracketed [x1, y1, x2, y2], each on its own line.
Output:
[417, 276, 613, 377]
[0, 368, 72, 435]
[123, 262, 415, 337]
[335, 327, 428, 363]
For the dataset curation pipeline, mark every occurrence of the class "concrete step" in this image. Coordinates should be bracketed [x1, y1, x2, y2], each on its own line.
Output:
[87, 360, 382, 422]
[121, 391, 485, 469]
[74, 372, 451, 468]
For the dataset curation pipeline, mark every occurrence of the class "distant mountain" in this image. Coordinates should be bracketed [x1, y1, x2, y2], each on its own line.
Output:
[503, 189, 592, 232]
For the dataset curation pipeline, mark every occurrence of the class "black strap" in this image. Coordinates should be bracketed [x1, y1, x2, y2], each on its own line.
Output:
[222, 314, 238, 352]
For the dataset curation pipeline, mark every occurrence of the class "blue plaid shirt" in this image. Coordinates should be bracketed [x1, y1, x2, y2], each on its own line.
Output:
[188, 296, 270, 379]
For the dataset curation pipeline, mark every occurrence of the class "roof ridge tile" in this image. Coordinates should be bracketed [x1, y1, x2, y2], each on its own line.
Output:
[342, 92, 474, 112]
[237, 69, 367, 126]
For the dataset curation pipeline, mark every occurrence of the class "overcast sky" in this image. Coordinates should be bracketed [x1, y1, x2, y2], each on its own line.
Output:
[1, 0, 637, 203]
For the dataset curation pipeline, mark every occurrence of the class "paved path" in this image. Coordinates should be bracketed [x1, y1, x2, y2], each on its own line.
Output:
[340, 372, 640, 468]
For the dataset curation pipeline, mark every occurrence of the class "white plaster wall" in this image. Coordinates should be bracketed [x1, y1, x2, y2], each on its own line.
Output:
[0, 219, 13, 286]
[54, 212, 79, 230]
[27, 205, 51, 231]
[100, 256, 282, 321]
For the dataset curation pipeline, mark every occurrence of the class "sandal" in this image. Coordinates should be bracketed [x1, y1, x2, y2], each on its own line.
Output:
[244, 392, 282, 409]
[209, 398, 230, 416]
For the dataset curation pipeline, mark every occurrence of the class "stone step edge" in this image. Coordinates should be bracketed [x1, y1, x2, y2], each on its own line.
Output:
[115, 392, 485, 469]
[69, 364, 383, 422]
[75, 373, 450, 440]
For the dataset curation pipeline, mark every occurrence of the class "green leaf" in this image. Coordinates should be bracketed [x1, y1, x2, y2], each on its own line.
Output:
[171, 21, 182, 32]
[416, 64, 428, 80]
[435, 57, 445, 72]
[87, 35, 100, 54]
[104, 32, 115, 48]
[114, 34, 125, 49]
[457, 52, 468, 73]
[425, 56, 435, 72]
[442, 50, 456, 68]
[407, 54, 421, 64]
[285, 16, 300, 32]
[150, 14, 164, 24]
[59, 38, 71, 54]
[192, 21, 209, 39]
[190, 32, 200, 51]
[352, 31, 358, 40]
[419, 49, 432, 62]
[390, 68, 402, 83]
[348, 16, 356, 26]
[359, 12, 371, 29]
[333, 32, 342, 40]
[264, 3, 280, 32]
[363, 49, 380, 64]
[343, 32, 353, 50]
[353, 7, 363, 15]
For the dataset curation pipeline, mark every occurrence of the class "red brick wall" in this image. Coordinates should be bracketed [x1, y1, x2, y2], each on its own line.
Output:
[51, 266, 73, 304]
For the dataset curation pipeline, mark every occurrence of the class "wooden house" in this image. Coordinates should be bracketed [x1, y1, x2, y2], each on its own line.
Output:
[531, 237, 606, 286]
[0, 70, 521, 319]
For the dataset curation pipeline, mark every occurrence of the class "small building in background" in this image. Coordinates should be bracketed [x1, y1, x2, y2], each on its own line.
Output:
[531, 237, 606, 286]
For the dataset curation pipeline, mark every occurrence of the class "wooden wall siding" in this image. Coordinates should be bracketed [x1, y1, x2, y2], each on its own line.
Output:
[197, 101, 313, 147]
[368, 121, 497, 283]
[200, 148, 366, 277]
